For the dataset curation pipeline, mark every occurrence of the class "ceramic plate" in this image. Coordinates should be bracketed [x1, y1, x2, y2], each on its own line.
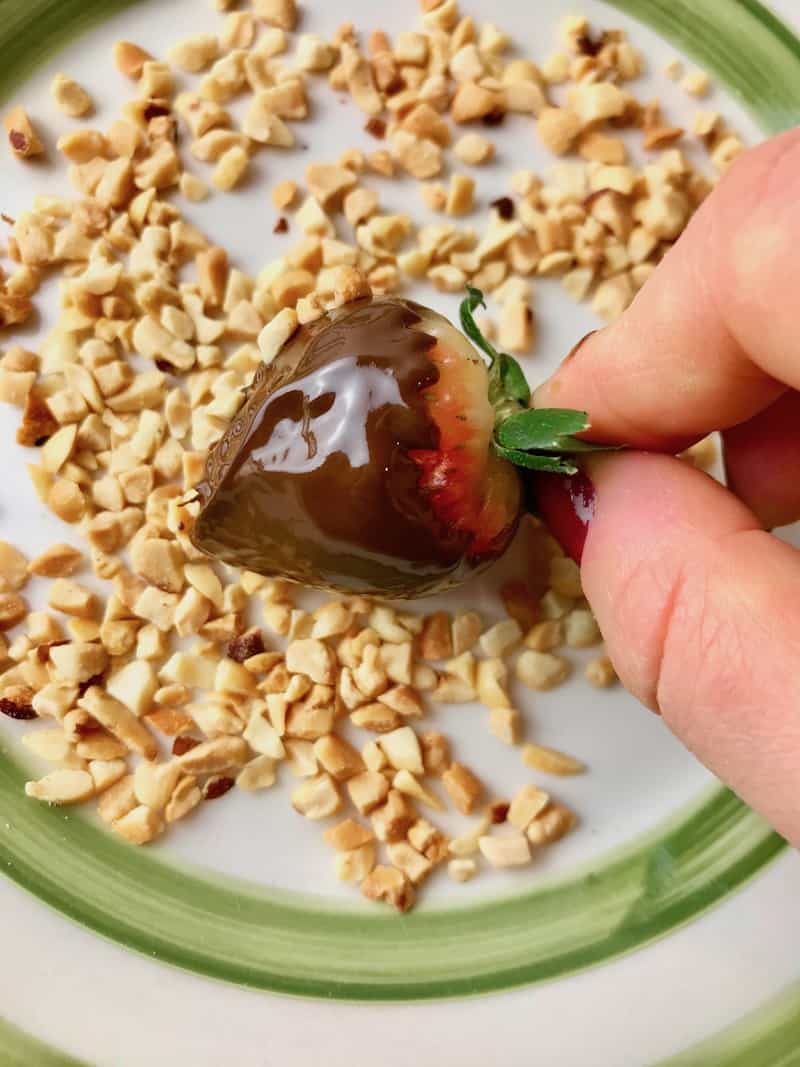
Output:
[0, 0, 799, 1063]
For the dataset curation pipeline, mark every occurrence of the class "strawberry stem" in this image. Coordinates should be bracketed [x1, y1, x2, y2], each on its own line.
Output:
[458, 288, 618, 476]
[461, 286, 530, 419]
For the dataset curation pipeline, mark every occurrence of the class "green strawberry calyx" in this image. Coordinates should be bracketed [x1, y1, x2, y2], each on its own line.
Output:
[459, 286, 615, 476]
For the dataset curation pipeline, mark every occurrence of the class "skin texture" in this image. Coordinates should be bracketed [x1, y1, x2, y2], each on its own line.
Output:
[534, 128, 800, 846]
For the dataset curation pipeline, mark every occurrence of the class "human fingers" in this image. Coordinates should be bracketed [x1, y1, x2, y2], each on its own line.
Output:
[535, 129, 800, 448]
[535, 452, 800, 845]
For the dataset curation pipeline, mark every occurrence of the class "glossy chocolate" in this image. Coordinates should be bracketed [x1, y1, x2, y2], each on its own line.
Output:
[193, 298, 513, 596]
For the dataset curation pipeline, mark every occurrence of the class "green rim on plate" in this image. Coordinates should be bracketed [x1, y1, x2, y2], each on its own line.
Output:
[0, 1017, 89, 1067]
[1, 749, 783, 999]
[6, 980, 800, 1067]
[656, 982, 800, 1067]
[0, 0, 796, 1005]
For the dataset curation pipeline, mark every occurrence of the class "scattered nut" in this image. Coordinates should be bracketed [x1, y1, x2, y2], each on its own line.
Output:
[478, 832, 531, 868]
[168, 34, 219, 73]
[213, 145, 250, 192]
[453, 132, 494, 165]
[0, 593, 28, 631]
[0, 542, 29, 591]
[25, 769, 95, 805]
[508, 784, 550, 830]
[537, 107, 581, 155]
[254, 0, 297, 30]
[5, 107, 45, 159]
[448, 858, 477, 883]
[292, 772, 342, 818]
[51, 74, 93, 118]
[442, 762, 482, 815]
[527, 803, 576, 845]
[585, 654, 617, 688]
[114, 41, 152, 78]
[681, 70, 711, 98]
[522, 742, 586, 777]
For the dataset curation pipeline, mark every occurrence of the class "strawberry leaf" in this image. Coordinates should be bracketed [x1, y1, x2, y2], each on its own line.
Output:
[460, 288, 619, 477]
[497, 408, 591, 450]
[494, 443, 579, 475]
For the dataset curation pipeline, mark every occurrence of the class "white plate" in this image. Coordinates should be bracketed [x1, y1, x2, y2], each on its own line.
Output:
[0, 0, 798, 1063]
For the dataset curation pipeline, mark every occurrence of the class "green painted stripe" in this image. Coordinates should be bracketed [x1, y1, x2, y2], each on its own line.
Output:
[610, 0, 800, 132]
[657, 983, 800, 1067]
[0, 1018, 89, 1067]
[0, 748, 783, 999]
[0, 0, 794, 1016]
[0, 0, 139, 105]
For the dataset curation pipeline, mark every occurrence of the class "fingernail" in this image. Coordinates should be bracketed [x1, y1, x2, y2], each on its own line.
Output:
[533, 330, 597, 408]
[564, 329, 597, 365]
[531, 470, 596, 564]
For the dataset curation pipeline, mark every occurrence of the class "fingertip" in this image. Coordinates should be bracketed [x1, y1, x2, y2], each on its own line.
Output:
[533, 329, 598, 410]
[577, 451, 756, 707]
[533, 327, 610, 415]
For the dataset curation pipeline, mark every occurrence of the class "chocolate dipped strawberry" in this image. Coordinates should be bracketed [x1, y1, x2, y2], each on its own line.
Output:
[192, 288, 602, 597]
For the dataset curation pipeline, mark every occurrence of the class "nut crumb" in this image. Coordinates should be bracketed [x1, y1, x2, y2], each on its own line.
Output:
[5, 107, 44, 160]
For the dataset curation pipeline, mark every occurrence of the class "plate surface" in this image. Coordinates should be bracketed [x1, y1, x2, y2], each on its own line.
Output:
[0, 0, 798, 1063]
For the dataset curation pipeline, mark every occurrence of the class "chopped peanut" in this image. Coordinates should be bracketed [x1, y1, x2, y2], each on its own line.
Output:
[442, 762, 482, 815]
[168, 34, 219, 73]
[113, 41, 152, 78]
[522, 742, 586, 777]
[516, 650, 570, 691]
[113, 805, 164, 845]
[254, 0, 297, 30]
[47, 579, 96, 619]
[508, 784, 550, 830]
[537, 107, 581, 155]
[585, 655, 617, 688]
[682, 70, 711, 98]
[448, 858, 477, 883]
[213, 146, 250, 191]
[420, 731, 450, 776]
[527, 803, 577, 845]
[478, 832, 531, 868]
[360, 865, 415, 912]
[292, 772, 342, 818]
[0, 542, 29, 591]
[272, 179, 298, 211]
[335, 842, 376, 882]
[453, 132, 494, 165]
[324, 818, 374, 852]
[25, 769, 95, 805]
[347, 770, 389, 815]
[51, 75, 92, 118]
[489, 706, 521, 746]
[5, 107, 44, 160]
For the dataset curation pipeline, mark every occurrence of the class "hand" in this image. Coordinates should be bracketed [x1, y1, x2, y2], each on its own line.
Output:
[534, 128, 800, 846]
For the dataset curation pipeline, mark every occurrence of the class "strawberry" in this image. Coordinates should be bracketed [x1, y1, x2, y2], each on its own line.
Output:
[192, 290, 602, 597]
[407, 333, 521, 559]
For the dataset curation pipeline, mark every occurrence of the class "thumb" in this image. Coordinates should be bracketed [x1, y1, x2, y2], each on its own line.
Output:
[536, 453, 800, 846]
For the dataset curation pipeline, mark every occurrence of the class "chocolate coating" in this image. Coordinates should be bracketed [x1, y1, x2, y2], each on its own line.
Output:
[193, 298, 511, 596]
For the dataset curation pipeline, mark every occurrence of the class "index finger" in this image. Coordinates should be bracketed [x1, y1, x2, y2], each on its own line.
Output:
[534, 129, 800, 449]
